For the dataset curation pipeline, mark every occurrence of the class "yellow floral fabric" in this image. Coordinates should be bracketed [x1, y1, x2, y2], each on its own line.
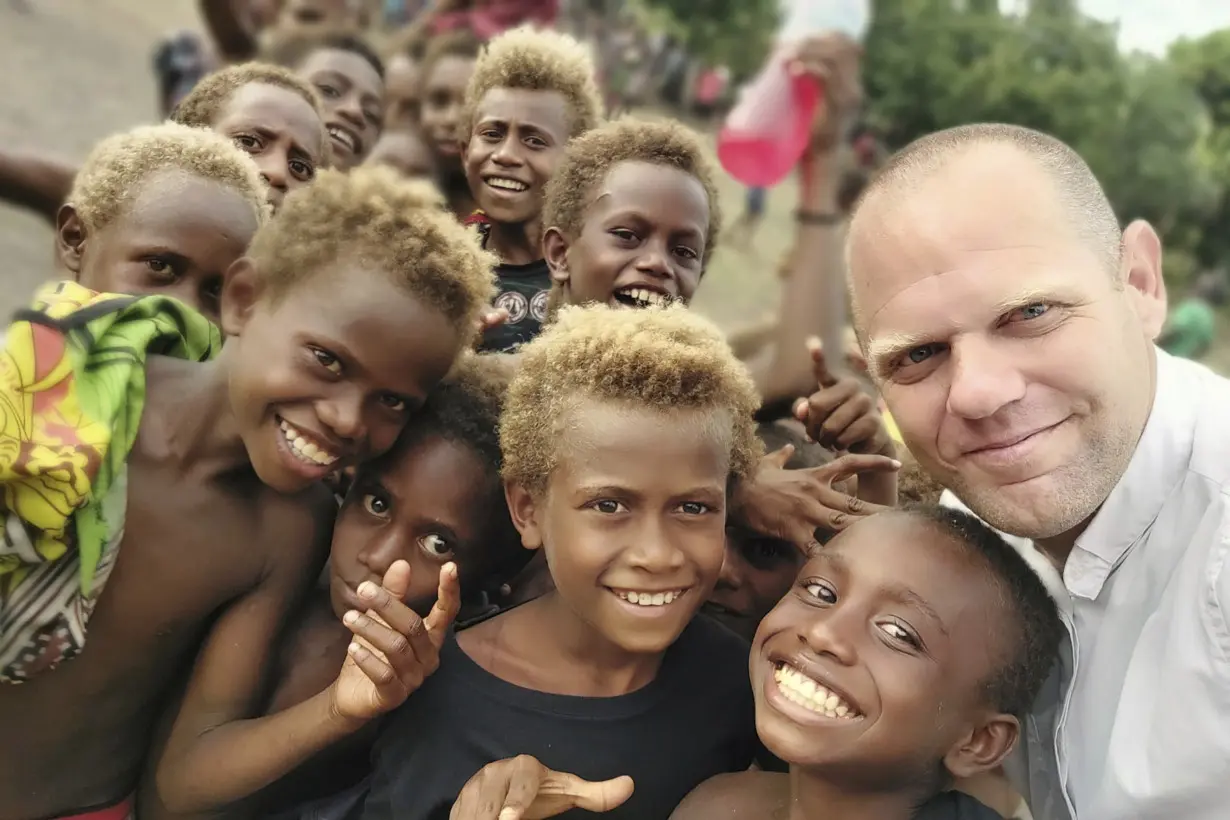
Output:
[0, 281, 220, 683]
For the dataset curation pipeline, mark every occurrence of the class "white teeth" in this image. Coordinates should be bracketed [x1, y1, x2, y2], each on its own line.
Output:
[773, 663, 862, 720]
[279, 420, 340, 467]
[614, 589, 685, 607]
[615, 287, 671, 308]
[486, 177, 529, 192]
[327, 126, 357, 153]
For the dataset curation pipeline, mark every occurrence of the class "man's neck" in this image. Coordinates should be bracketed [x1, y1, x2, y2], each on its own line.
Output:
[788, 766, 922, 820]
[486, 216, 543, 266]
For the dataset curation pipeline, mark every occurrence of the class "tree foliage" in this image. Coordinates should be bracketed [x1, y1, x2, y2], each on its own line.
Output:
[859, 0, 1221, 287]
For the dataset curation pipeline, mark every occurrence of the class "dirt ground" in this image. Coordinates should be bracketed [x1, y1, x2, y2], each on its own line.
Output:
[0, 0, 198, 319]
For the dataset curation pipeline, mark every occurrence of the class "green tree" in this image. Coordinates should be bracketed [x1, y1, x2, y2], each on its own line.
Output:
[862, 1, 1218, 286]
[1170, 30, 1230, 272]
[635, 0, 779, 79]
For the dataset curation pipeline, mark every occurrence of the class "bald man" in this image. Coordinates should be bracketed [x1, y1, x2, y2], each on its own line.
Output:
[836, 123, 1230, 819]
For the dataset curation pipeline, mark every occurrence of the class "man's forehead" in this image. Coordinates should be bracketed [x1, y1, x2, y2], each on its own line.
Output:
[848, 154, 1089, 331]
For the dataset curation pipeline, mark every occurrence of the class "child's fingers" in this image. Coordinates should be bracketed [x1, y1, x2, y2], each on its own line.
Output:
[425, 562, 461, 642]
[815, 453, 902, 483]
[763, 443, 795, 470]
[357, 582, 437, 667]
[537, 773, 635, 816]
[817, 393, 875, 447]
[344, 610, 423, 669]
[346, 640, 396, 688]
[380, 559, 413, 601]
[496, 757, 549, 820]
[839, 416, 885, 453]
[806, 337, 840, 388]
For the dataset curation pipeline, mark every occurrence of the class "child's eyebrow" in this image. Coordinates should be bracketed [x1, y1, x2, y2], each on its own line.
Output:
[882, 583, 950, 637]
[812, 551, 951, 637]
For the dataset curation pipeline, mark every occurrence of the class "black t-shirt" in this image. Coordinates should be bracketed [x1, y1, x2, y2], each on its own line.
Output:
[915, 792, 1004, 819]
[359, 617, 761, 820]
[479, 258, 552, 353]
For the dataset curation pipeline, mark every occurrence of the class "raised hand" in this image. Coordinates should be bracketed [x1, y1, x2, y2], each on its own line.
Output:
[794, 338, 894, 457]
[450, 755, 634, 820]
[733, 445, 900, 551]
[329, 559, 460, 722]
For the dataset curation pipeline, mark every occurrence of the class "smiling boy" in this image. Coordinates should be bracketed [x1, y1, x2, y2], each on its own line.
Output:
[0, 62, 327, 221]
[174, 62, 330, 209]
[417, 29, 484, 219]
[359, 304, 768, 820]
[671, 506, 1063, 820]
[461, 26, 604, 352]
[0, 166, 494, 820]
[259, 25, 387, 168]
[53, 122, 270, 325]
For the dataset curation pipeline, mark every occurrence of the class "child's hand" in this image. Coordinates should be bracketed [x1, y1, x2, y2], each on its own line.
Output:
[793, 339, 894, 457]
[329, 560, 460, 722]
[478, 307, 510, 333]
[449, 755, 634, 820]
[732, 446, 900, 551]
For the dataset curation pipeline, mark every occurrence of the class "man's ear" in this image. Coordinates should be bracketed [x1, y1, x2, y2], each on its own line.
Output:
[543, 226, 572, 288]
[504, 481, 544, 551]
[56, 204, 87, 278]
[943, 714, 1019, 781]
[219, 257, 263, 337]
[1119, 219, 1167, 339]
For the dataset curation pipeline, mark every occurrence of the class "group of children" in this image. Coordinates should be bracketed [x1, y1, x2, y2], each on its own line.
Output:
[0, 7, 1063, 820]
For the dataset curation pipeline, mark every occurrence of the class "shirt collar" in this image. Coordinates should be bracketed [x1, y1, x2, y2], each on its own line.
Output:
[1067, 349, 1196, 598]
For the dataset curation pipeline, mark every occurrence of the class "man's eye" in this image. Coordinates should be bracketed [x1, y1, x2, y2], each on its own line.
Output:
[593, 499, 626, 514]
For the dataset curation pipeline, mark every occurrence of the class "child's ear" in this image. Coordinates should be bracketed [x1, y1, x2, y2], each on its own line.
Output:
[56, 204, 87, 277]
[219, 258, 263, 337]
[504, 481, 544, 551]
[943, 714, 1019, 780]
[542, 227, 571, 288]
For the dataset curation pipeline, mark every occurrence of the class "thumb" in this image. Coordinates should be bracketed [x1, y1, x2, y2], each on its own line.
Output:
[539, 773, 634, 817]
[380, 559, 413, 601]
[764, 443, 795, 469]
[807, 337, 838, 388]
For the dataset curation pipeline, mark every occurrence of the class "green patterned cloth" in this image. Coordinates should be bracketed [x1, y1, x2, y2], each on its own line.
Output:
[0, 280, 220, 683]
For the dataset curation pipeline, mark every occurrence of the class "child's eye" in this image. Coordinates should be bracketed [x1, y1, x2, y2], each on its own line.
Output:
[378, 393, 407, 413]
[233, 134, 261, 152]
[417, 533, 452, 557]
[362, 492, 391, 517]
[480, 129, 502, 141]
[678, 501, 711, 515]
[525, 135, 548, 149]
[311, 347, 343, 375]
[315, 83, 340, 99]
[879, 620, 922, 649]
[289, 160, 315, 181]
[609, 228, 638, 243]
[803, 580, 837, 604]
[144, 257, 176, 278]
[591, 499, 627, 514]
[674, 246, 699, 262]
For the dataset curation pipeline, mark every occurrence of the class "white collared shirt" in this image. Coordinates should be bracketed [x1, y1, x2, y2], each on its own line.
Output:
[941, 349, 1230, 820]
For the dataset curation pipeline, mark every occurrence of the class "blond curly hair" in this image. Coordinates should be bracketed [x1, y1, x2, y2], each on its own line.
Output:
[172, 62, 328, 156]
[501, 304, 762, 495]
[68, 122, 270, 234]
[541, 116, 722, 268]
[463, 26, 604, 139]
[246, 165, 496, 342]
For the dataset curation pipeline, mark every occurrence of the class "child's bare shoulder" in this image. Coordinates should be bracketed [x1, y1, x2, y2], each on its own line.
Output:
[670, 770, 786, 819]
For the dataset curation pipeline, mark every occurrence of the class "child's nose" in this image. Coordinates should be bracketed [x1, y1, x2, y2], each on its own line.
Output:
[800, 610, 859, 666]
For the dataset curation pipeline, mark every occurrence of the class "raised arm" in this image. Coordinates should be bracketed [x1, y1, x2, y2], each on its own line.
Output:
[749, 33, 863, 407]
[0, 150, 77, 224]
